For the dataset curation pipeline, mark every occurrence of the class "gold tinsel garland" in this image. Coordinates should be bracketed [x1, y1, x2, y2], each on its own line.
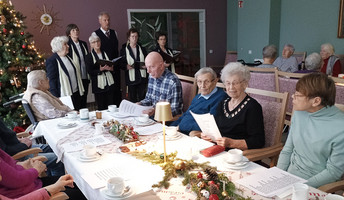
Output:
[130, 151, 252, 200]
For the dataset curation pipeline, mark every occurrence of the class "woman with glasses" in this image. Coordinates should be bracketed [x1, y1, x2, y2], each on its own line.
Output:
[277, 73, 344, 188]
[198, 62, 265, 150]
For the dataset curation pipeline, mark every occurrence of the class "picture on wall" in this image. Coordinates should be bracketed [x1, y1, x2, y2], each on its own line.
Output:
[338, 0, 344, 38]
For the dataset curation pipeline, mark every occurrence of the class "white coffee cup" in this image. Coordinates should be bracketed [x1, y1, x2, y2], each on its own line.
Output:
[107, 177, 125, 195]
[292, 183, 309, 200]
[95, 124, 105, 135]
[226, 149, 243, 163]
[325, 194, 344, 200]
[108, 105, 118, 113]
[166, 126, 178, 137]
[65, 111, 77, 119]
[138, 114, 149, 123]
[338, 74, 344, 79]
[79, 108, 89, 121]
[83, 144, 96, 158]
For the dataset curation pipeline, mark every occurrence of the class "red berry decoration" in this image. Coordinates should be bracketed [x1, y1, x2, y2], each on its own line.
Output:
[197, 172, 203, 179]
[208, 180, 215, 185]
[20, 31, 24, 35]
[209, 194, 219, 200]
[22, 44, 26, 49]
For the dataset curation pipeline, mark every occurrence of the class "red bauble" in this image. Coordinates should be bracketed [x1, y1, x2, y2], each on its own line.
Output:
[22, 45, 26, 49]
[197, 172, 203, 179]
[20, 31, 24, 35]
[208, 181, 215, 185]
[209, 194, 219, 200]
[2, 28, 7, 33]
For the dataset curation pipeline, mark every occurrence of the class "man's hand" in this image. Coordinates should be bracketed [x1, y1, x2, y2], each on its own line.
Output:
[189, 131, 201, 138]
[18, 137, 32, 148]
[142, 108, 155, 116]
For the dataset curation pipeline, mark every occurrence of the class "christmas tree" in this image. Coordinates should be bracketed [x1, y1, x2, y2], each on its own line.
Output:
[0, 0, 44, 128]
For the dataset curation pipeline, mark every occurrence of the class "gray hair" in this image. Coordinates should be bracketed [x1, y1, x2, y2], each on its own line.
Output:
[321, 43, 335, 55]
[50, 36, 68, 53]
[284, 44, 295, 53]
[194, 67, 217, 80]
[89, 32, 100, 43]
[27, 70, 46, 89]
[98, 11, 109, 20]
[221, 62, 250, 83]
[262, 45, 277, 59]
[305, 52, 322, 71]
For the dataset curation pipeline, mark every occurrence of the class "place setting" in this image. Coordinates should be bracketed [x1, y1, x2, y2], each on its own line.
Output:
[159, 126, 183, 141]
[78, 144, 102, 162]
[133, 114, 155, 126]
[222, 149, 250, 170]
[100, 177, 133, 199]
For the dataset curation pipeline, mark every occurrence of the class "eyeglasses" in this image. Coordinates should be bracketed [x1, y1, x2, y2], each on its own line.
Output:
[224, 80, 245, 87]
[197, 79, 214, 85]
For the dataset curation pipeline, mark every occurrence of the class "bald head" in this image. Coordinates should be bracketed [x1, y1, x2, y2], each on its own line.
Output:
[145, 52, 165, 78]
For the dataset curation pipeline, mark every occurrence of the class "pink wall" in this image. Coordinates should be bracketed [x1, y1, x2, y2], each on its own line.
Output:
[11, 0, 227, 66]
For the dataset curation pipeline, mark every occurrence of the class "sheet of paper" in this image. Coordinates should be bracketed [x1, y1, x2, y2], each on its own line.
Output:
[135, 123, 163, 135]
[119, 99, 152, 117]
[235, 167, 306, 197]
[82, 167, 124, 189]
[190, 111, 222, 141]
[61, 135, 112, 153]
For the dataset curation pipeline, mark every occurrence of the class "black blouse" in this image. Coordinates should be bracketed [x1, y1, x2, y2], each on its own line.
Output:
[214, 94, 265, 149]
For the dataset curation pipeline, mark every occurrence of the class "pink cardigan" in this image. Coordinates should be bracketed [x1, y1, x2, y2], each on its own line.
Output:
[0, 188, 49, 200]
[0, 149, 42, 198]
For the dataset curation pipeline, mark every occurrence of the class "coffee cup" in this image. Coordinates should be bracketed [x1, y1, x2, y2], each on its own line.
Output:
[95, 124, 105, 135]
[166, 126, 178, 137]
[226, 149, 243, 163]
[107, 177, 125, 195]
[95, 111, 102, 119]
[138, 114, 149, 123]
[79, 108, 89, 121]
[108, 105, 118, 113]
[83, 144, 96, 158]
[65, 111, 77, 119]
[325, 194, 344, 200]
[292, 183, 309, 200]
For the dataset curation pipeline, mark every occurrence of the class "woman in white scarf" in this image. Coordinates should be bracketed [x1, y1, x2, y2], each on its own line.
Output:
[85, 33, 116, 110]
[119, 28, 148, 102]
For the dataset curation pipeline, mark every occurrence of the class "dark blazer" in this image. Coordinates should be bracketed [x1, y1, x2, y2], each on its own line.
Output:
[85, 49, 115, 94]
[120, 43, 148, 86]
[67, 38, 89, 79]
[45, 53, 80, 97]
[153, 45, 175, 72]
[0, 118, 28, 156]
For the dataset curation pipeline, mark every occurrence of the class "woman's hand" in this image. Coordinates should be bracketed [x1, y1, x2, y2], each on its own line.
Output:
[163, 62, 171, 68]
[127, 64, 133, 70]
[141, 65, 147, 69]
[201, 134, 213, 142]
[17, 158, 32, 169]
[189, 131, 201, 138]
[18, 137, 32, 148]
[31, 160, 47, 175]
[216, 137, 231, 148]
[44, 174, 75, 196]
[216, 138, 248, 150]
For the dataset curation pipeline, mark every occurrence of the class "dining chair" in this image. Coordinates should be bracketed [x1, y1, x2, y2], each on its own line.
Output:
[335, 54, 344, 73]
[50, 192, 69, 200]
[21, 99, 39, 129]
[331, 76, 344, 105]
[175, 73, 197, 113]
[224, 51, 238, 65]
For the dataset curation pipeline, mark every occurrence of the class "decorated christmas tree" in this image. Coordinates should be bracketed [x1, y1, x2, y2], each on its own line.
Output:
[0, 0, 44, 128]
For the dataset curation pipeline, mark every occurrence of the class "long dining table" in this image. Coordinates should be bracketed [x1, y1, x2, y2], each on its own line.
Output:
[32, 110, 327, 200]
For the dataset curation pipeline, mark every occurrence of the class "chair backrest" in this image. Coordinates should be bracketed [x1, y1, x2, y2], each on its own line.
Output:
[245, 87, 288, 148]
[331, 76, 344, 105]
[21, 99, 38, 128]
[293, 51, 307, 66]
[335, 103, 344, 112]
[224, 51, 238, 65]
[176, 74, 197, 113]
[335, 54, 344, 73]
[246, 67, 278, 101]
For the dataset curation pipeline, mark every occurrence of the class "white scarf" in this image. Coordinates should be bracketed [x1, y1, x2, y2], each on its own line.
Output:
[71, 43, 89, 80]
[166, 49, 175, 73]
[57, 57, 84, 96]
[125, 44, 146, 81]
[91, 52, 114, 89]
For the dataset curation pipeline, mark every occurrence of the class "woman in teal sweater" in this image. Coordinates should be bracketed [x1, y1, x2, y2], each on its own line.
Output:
[277, 73, 344, 188]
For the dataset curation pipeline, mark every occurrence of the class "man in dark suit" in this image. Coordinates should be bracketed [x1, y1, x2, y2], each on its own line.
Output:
[94, 11, 122, 106]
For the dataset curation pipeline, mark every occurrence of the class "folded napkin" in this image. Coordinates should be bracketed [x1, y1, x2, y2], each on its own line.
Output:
[126, 190, 161, 200]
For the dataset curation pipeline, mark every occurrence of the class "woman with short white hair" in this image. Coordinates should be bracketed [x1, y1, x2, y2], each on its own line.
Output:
[23, 70, 72, 121]
[320, 43, 342, 77]
[46, 36, 85, 110]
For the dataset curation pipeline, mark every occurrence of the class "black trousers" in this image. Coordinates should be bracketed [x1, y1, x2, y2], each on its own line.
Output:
[128, 83, 147, 103]
[95, 85, 116, 110]
[71, 91, 83, 110]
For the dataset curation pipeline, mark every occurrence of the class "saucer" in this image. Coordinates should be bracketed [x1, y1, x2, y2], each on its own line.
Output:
[134, 117, 155, 126]
[223, 156, 249, 166]
[78, 152, 101, 162]
[101, 187, 132, 199]
[57, 121, 78, 129]
[159, 132, 183, 141]
[223, 156, 250, 170]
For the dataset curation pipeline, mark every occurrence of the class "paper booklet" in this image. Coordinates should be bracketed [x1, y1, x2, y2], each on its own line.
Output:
[235, 167, 307, 198]
[130, 61, 145, 69]
[190, 111, 222, 142]
[118, 99, 152, 117]
[95, 56, 122, 66]
[159, 50, 181, 63]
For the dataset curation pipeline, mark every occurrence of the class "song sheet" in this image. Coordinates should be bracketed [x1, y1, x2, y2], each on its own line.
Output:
[190, 111, 222, 141]
[118, 100, 152, 117]
[82, 167, 124, 189]
[235, 167, 306, 197]
[62, 135, 112, 153]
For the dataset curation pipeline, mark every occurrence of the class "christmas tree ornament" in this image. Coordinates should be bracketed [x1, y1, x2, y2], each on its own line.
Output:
[221, 180, 229, 197]
[197, 172, 203, 179]
[20, 31, 24, 35]
[197, 181, 206, 189]
[209, 194, 219, 200]
[200, 189, 210, 199]
[22, 44, 26, 49]
[0, 69, 3, 75]
[173, 160, 185, 170]
[2, 28, 7, 33]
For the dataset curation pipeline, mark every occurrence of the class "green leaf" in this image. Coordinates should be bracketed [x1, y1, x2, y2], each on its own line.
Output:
[155, 15, 160, 26]
[146, 23, 155, 30]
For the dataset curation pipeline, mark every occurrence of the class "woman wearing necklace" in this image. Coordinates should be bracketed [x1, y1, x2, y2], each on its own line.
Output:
[193, 62, 265, 150]
[120, 28, 147, 102]
[85, 33, 115, 110]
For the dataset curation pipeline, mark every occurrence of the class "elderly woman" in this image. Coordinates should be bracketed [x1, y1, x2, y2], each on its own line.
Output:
[258, 45, 278, 69]
[153, 32, 176, 73]
[295, 52, 322, 73]
[85, 33, 115, 110]
[198, 62, 265, 150]
[66, 24, 89, 109]
[45, 36, 85, 110]
[277, 73, 344, 188]
[273, 44, 298, 72]
[120, 28, 147, 102]
[23, 70, 72, 121]
[320, 43, 342, 77]
[171, 67, 227, 135]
